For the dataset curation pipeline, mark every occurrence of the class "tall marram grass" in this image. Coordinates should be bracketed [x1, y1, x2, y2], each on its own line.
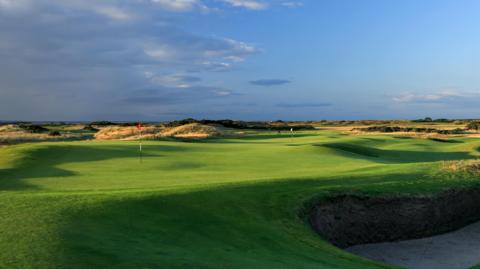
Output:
[443, 159, 480, 174]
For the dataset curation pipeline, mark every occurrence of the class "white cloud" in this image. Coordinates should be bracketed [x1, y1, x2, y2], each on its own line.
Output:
[124, 85, 235, 106]
[281, 1, 303, 8]
[143, 45, 177, 61]
[0, 0, 32, 12]
[224, 38, 257, 54]
[143, 37, 257, 71]
[0, 0, 27, 8]
[150, 0, 200, 12]
[223, 55, 244, 62]
[392, 90, 480, 104]
[94, 6, 132, 20]
[149, 74, 201, 88]
[200, 61, 232, 72]
[220, 0, 268, 10]
[0, 0, 136, 20]
[214, 90, 233, 96]
[0, 0, 263, 120]
[0, 0, 271, 19]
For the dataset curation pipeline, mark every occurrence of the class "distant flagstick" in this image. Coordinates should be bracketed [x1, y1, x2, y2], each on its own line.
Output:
[136, 122, 143, 163]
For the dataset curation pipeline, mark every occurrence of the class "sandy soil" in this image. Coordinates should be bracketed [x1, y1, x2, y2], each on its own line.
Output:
[346, 220, 480, 269]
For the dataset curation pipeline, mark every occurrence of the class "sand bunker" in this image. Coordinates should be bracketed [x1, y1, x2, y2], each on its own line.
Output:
[347, 221, 480, 269]
[308, 188, 480, 268]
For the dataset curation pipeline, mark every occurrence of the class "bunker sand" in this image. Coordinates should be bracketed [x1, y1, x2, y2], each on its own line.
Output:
[347, 220, 480, 269]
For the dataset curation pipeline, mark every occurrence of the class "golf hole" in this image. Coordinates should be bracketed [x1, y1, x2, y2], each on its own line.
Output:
[309, 187, 480, 269]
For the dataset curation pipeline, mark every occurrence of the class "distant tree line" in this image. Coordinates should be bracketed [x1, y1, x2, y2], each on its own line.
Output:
[412, 117, 454, 123]
[467, 121, 480, 131]
[164, 118, 315, 131]
[18, 124, 49, 133]
[353, 126, 465, 135]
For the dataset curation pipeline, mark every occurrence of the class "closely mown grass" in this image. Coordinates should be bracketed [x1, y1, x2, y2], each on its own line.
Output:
[1, 130, 480, 268]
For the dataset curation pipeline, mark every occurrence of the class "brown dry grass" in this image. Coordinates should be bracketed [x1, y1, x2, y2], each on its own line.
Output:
[0, 124, 24, 132]
[349, 130, 455, 139]
[443, 159, 480, 174]
[94, 123, 222, 140]
[161, 123, 222, 138]
[349, 129, 480, 139]
[0, 124, 82, 145]
[94, 126, 162, 140]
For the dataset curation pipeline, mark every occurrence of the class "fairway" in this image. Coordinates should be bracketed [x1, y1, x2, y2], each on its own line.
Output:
[1, 130, 480, 268]
[3, 1, 480, 267]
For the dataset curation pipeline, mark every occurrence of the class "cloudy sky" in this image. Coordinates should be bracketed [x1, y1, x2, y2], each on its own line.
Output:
[1, 0, 480, 121]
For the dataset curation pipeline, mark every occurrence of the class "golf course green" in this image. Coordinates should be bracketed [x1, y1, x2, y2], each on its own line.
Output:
[1, 130, 480, 268]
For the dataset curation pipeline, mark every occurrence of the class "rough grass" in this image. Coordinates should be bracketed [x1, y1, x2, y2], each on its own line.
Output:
[95, 123, 223, 140]
[443, 159, 480, 174]
[94, 125, 162, 140]
[1, 130, 480, 268]
[323, 143, 381, 157]
[161, 123, 223, 138]
[0, 124, 89, 145]
[0, 124, 24, 132]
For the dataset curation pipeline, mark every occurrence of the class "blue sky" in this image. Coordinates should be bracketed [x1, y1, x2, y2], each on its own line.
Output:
[0, 0, 479, 121]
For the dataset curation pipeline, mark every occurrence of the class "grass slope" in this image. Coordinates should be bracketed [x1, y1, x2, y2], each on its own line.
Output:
[1, 130, 480, 268]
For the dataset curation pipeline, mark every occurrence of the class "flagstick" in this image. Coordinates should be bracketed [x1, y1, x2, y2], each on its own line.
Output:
[139, 128, 143, 163]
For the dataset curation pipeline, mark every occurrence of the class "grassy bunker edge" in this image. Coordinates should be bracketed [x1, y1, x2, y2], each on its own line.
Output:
[307, 186, 480, 248]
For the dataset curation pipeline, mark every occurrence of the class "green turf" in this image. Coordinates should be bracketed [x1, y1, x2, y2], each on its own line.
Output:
[1, 130, 480, 268]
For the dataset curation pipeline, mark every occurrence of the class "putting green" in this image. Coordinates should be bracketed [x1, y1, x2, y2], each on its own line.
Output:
[1, 130, 479, 268]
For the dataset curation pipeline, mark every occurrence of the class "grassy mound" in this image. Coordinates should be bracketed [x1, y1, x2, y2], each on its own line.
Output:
[161, 123, 223, 138]
[443, 159, 480, 174]
[323, 143, 380, 158]
[94, 126, 162, 140]
[322, 140, 471, 163]
[352, 126, 465, 135]
[0, 124, 24, 132]
[1, 130, 480, 268]
[0, 124, 83, 145]
[429, 137, 462, 143]
[94, 123, 222, 140]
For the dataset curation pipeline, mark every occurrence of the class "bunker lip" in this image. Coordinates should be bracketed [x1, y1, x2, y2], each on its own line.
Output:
[308, 187, 480, 248]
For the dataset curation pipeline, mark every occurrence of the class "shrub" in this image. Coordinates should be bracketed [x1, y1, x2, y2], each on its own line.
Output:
[48, 130, 61, 136]
[89, 121, 117, 126]
[165, 119, 315, 130]
[443, 160, 480, 175]
[437, 128, 465, 135]
[83, 125, 99, 132]
[19, 124, 48, 133]
[354, 126, 465, 135]
[467, 121, 480, 131]
[119, 122, 138, 127]
[412, 117, 433, 122]
[435, 118, 453, 123]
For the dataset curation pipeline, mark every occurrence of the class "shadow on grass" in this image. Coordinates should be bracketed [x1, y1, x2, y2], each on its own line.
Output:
[393, 136, 413, 139]
[0, 144, 187, 191]
[0, 135, 94, 146]
[204, 133, 320, 144]
[428, 138, 464, 143]
[54, 172, 422, 268]
[320, 142, 473, 164]
[52, 171, 478, 269]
